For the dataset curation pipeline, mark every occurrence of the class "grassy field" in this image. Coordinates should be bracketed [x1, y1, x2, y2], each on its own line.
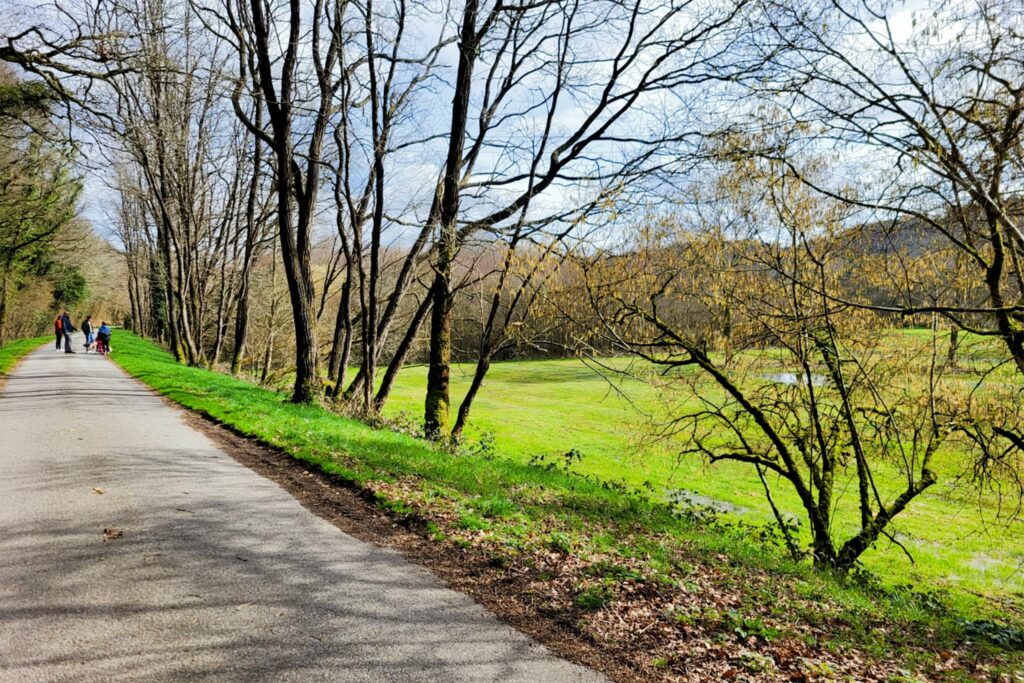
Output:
[0, 337, 48, 378]
[381, 334, 1024, 612]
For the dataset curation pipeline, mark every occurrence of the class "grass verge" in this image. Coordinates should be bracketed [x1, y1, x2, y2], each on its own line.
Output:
[111, 332, 1023, 681]
[0, 337, 48, 380]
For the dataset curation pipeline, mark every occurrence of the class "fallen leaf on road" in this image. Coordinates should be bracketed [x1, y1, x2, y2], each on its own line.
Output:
[92, 488, 104, 495]
[102, 527, 123, 541]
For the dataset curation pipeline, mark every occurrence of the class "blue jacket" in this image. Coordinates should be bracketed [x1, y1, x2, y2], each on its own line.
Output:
[60, 314, 75, 333]
[98, 324, 111, 337]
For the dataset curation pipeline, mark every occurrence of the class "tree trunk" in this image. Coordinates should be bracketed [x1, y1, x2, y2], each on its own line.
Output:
[231, 105, 263, 377]
[247, 0, 334, 404]
[834, 470, 936, 570]
[375, 294, 431, 409]
[152, 198, 182, 359]
[289, 289, 320, 403]
[210, 249, 235, 367]
[451, 351, 490, 441]
[326, 273, 353, 398]
[231, 276, 251, 376]
[423, 0, 479, 438]
[266, 126, 320, 402]
[810, 522, 838, 570]
[127, 262, 143, 334]
[0, 269, 10, 347]
[276, 195, 320, 402]
[260, 242, 279, 385]
[161, 253, 184, 362]
[424, 257, 454, 438]
[946, 325, 960, 368]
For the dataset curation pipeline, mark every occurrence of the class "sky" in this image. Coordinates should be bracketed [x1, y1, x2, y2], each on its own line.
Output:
[1, 0, 997, 251]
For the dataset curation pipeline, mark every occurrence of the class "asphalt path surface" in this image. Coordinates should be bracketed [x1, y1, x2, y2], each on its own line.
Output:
[0, 336, 604, 682]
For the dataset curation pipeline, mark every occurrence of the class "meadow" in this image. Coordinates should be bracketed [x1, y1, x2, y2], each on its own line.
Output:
[381, 331, 1024, 611]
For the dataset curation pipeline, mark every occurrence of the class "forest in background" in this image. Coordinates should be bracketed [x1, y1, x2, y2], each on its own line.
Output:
[0, 65, 126, 343]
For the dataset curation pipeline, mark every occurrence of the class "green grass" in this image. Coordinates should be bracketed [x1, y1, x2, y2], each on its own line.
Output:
[110, 332, 693, 533]
[381, 339, 1024, 614]
[0, 337, 48, 377]
[109, 331, 1024, 675]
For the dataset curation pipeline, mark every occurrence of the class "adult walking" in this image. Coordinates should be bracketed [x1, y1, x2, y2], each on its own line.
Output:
[59, 310, 76, 354]
[53, 314, 63, 351]
[81, 316, 94, 352]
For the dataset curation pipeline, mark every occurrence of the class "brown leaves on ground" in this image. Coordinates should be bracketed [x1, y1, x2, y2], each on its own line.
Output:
[102, 527, 123, 541]
[365, 478, 1020, 682]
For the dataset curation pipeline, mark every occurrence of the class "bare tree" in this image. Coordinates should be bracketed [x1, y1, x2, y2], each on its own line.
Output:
[760, 0, 1024, 375]
[112, 166, 155, 336]
[572, 154, 1020, 571]
[417, 0, 762, 438]
[223, 0, 342, 402]
[324, 0, 451, 411]
[230, 99, 275, 375]
[102, 0, 220, 363]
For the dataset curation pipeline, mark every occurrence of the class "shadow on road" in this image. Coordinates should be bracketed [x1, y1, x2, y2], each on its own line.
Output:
[0, 345, 596, 682]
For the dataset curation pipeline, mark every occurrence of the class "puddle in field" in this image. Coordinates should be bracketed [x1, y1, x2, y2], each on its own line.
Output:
[969, 553, 1002, 573]
[893, 531, 945, 551]
[667, 488, 750, 515]
[764, 372, 828, 387]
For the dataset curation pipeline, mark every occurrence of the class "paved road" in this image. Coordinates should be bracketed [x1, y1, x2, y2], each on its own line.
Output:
[0, 337, 603, 682]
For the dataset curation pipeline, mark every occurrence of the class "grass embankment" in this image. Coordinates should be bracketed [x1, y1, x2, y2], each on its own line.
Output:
[112, 331, 1022, 680]
[0, 337, 48, 378]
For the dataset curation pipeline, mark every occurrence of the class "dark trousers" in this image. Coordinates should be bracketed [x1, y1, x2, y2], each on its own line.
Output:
[55, 331, 62, 350]
[63, 331, 73, 352]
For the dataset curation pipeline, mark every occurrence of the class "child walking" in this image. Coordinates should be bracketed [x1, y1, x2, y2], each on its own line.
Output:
[96, 322, 112, 355]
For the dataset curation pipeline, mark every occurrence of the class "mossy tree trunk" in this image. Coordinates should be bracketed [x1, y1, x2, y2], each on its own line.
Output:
[423, 0, 479, 438]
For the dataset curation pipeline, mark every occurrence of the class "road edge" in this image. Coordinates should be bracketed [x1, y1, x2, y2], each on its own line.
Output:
[0, 338, 48, 392]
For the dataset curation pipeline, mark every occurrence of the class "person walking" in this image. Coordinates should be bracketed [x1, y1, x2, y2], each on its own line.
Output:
[54, 315, 63, 351]
[81, 316, 94, 352]
[60, 311, 76, 354]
